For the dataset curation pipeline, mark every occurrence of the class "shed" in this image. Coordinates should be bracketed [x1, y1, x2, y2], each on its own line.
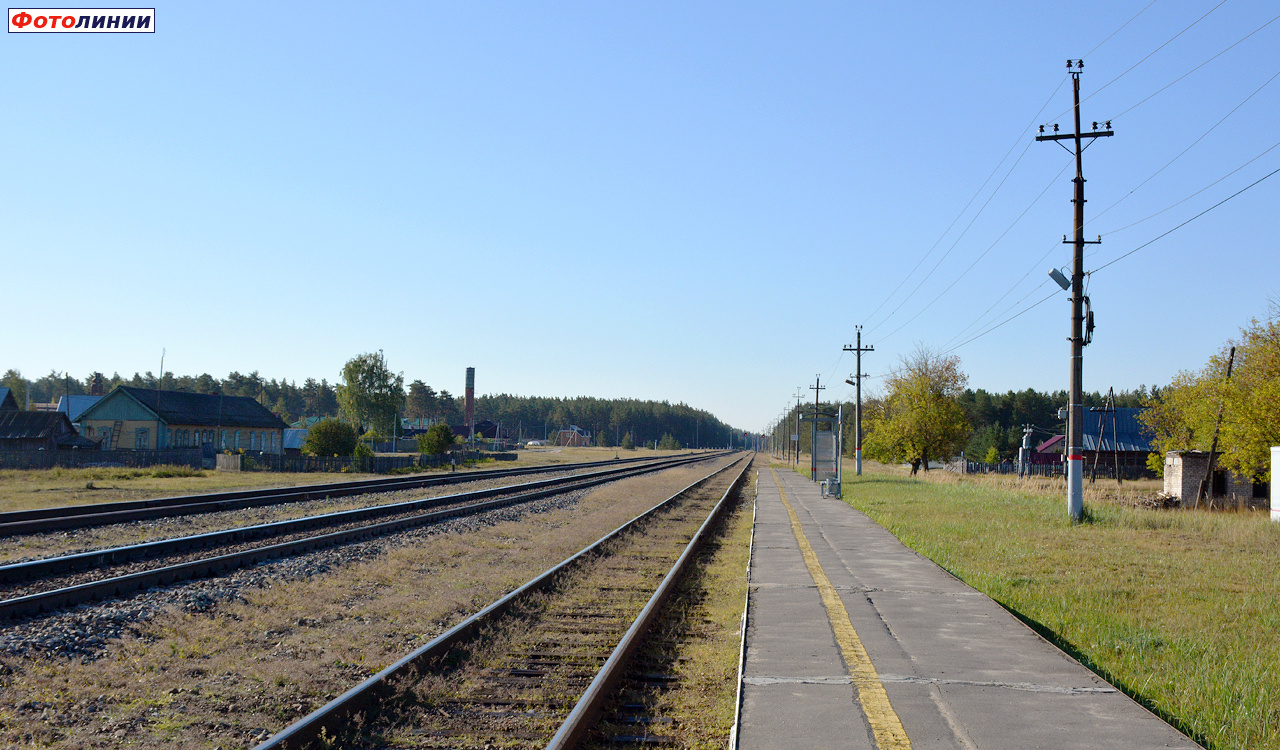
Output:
[1162, 451, 1267, 509]
[0, 411, 96, 451]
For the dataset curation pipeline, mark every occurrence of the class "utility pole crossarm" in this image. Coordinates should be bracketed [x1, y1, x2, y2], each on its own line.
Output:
[1035, 130, 1113, 142]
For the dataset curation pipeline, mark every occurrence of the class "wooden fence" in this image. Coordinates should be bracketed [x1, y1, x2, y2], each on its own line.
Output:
[0, 449, 517, 473]
[0, 448, 204, 470]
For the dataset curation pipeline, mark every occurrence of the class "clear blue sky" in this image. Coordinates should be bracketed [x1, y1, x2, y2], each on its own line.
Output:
[4, 1, 1277, 433]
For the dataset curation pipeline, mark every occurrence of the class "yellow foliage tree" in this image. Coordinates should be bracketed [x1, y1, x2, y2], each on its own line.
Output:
[863, 347, 971, 474]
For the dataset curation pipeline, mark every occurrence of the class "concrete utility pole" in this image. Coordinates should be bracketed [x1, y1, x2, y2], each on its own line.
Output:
[793, 387, 804, 466]
[843, 326, 874, 476]
[1018, 425, 1034, 478]
[809, 375, 825, 481]
[1036, 59, 1113, 523]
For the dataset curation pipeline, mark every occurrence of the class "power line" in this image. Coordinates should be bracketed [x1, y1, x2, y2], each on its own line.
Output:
[859, 77, 1068, 333]
[1091, 163, 1280, 275]
[875, 156, 1072, 345]
[942, 287, 1060, 356]
[1047, 0, 1230, 122]
[939, 239, 1062, 350]
[1098, 138, 1280, 238]
[1105, 12, 1280, 122]
[1091, 67, 1280, 224]
[1083, 0, 1160, 59]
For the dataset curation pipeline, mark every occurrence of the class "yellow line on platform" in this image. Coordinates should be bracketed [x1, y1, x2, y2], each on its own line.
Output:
[768, 468, 912, 749]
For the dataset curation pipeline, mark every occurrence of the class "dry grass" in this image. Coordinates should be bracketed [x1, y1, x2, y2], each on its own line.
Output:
[0, 455, 738, 749]
[0, 467, 383, 515]
[0, 448, 701, 515]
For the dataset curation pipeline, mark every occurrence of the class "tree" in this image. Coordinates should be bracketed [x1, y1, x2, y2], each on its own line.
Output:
[405, 380, 438, 420]
[303, 418, 358, 457]
[863, 347, 971, 474]
[1141, 309, 1280, 480]
[658, 433, 680, 450]
[620, 432, 635, 450]
[336, 352, 405, 436]
[417, 423, 455, 456]
[596, 427, 612, 448]
[2, 369, 28, 408]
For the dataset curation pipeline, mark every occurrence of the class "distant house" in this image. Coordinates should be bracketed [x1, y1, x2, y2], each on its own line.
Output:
[0, 388, 18, 411]
[56, 395, 103, 424]
[554, 425, 592, 447]
[1033, 408, 1153, 475]
[0, 411, 96, 451]
[77, 386, 288, 452]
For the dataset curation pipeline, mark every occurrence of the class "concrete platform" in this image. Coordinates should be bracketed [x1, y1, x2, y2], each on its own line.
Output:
[736, 466, 1202, 750]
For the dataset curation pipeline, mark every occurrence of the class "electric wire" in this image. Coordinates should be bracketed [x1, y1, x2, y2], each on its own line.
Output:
[858, 77, 1068, 333]
[1091, 163, 1280, 275]
[1047, 0, 1230, 123]
[1083, 0, 1161, 59]
[1091, 67, 1280, 224]
[1098, 138, 1280, 237]
[1104, 12, 1280, 122]
[942, 286, 1061, 356]
[939, 238, 1062, 351]
[866, 140, 1037, 337]
[875, 155, 1072, 346]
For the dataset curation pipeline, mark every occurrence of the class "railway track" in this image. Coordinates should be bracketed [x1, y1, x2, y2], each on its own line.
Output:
[0, 453, 684, 538]
[0, 452, 730, 621]
[254, 454, 752, 750]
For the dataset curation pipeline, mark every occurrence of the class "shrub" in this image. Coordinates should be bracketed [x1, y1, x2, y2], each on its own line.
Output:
[304, 419, 358, 457]
[417, 424, 455, 456]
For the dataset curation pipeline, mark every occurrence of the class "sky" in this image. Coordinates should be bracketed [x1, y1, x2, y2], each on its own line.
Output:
[3, 1, 1278, 434]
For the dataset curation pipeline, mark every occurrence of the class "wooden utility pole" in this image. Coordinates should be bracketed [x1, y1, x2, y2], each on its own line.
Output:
[793, 387, 804, 466]
[844, 326, 874, 476]
[1198, 346, 1237, 508]
[809, 375, 825, 480]
[1036, 60, 1113, 522]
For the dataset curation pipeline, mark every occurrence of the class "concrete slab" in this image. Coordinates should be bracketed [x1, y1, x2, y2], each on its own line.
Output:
[736, 464, 1202, 749]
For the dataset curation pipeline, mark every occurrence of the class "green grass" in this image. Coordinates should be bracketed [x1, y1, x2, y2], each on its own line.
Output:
[841, 470, 1280, 750]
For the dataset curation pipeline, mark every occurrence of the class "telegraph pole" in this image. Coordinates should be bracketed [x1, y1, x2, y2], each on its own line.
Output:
[793, 387, 804, 466]
[809, 375, 825, 481]
[843, 326, 874, 476]
[1036, 60, 1113, 522]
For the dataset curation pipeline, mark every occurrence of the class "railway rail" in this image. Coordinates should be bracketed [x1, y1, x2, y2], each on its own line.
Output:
[254, 453, 752, 750]
[0, 452, 731, 621]
[0, 453, 685, 538]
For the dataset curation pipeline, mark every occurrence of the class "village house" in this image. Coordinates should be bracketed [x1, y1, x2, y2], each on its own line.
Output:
[77, 386, 288, 452]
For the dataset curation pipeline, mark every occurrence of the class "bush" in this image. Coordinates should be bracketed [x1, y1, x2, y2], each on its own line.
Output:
[304, 419, 358, 457]
[352, 442, 375, 472]
[620, 432, 635, 450]
[417, 424, 455, 456]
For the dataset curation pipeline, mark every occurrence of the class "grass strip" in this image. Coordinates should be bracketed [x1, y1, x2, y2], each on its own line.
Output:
[839, 467, 1280, 750]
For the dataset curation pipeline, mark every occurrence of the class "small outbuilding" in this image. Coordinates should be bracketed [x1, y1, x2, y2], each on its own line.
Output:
[1162, 451, 1267, 509]
[0, 410, 97, 451]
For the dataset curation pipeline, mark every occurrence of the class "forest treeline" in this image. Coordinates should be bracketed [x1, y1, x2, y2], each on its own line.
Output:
[780, 386, 1151, 462]
[1, 368, 737, 450]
